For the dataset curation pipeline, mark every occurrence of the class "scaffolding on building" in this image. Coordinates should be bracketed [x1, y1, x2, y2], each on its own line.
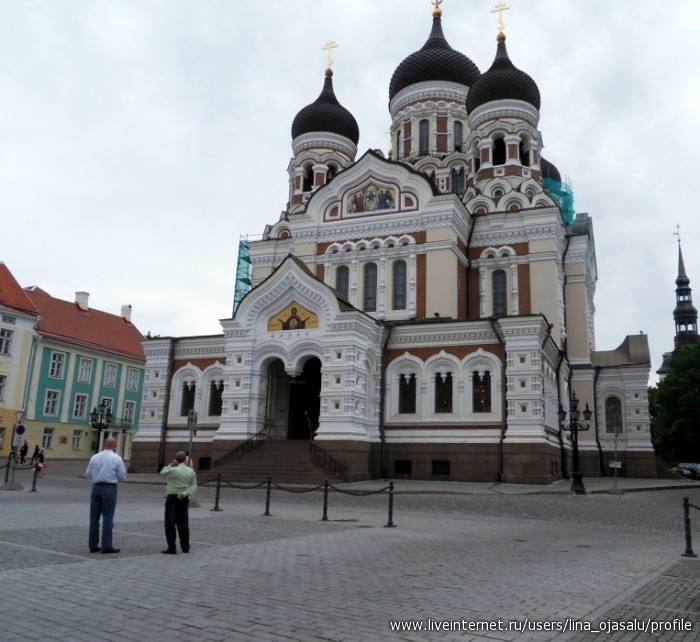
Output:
[544, 176, 575, 225]
[232, 237, 253, 315]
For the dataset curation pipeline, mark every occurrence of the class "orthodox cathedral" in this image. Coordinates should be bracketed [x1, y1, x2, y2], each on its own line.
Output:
[131, 3, 655, 483]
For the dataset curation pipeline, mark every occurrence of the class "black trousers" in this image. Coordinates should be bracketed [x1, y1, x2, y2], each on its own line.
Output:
[164, 495, 190, 551]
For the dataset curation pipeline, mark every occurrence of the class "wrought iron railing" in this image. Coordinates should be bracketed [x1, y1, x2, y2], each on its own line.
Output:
[309, 439, 348, 479]
[211, 427, 266, 468]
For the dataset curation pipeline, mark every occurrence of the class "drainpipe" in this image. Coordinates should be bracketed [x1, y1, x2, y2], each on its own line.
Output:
[488, 318, 507, 481]
[593, 365, 604, 476]
[554, 348, 568, 478]
[378, 322, 395, 479]
[558, 232, 572, 478]
[465, 213, 476, 319]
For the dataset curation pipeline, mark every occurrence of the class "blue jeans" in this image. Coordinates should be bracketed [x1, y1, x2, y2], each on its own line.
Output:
[89, 484, 118, 550]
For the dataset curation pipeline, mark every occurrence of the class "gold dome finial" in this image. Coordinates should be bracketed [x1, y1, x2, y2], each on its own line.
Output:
[432, 0, 443, 18]
[491, 1, 510, 37]
[322, 39, 337, 75]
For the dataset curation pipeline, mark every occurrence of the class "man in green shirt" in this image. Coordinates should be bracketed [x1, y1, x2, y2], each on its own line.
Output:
[159, 451, 197, 554]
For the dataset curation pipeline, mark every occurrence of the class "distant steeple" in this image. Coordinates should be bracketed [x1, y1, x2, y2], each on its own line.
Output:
[673, 241, 698, 350]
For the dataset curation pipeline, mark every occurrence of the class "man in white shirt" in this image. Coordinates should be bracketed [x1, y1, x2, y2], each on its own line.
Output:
[85, 436, 127, 554]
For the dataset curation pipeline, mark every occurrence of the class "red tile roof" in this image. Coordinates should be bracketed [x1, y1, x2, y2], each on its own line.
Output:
[0, 262, 39, 316]
[24, 287, 145, 362]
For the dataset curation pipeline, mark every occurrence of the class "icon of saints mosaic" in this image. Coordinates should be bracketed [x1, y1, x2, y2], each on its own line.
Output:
[268, 302, 319, 331]
[348, 184, 396, 214]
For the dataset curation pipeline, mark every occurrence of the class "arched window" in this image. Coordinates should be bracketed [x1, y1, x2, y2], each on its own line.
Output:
[451, 167, 465, 194]
[208, 380, 223, 416]
[435, 372, 453, 413]
[605, 397, 623, 434]
[492, 270, 507, 316]
[392, 260, 407, 310]
[326, 165, 337, 182]
[419, 119, 430, 156]
[473, 371, 491, 413]
[395, 131, 401, 159]
[399, 373, 416, 413]
[493, 137, 506, 166]
[363, 263, 377, 311]
[454, 121, 463, 152]
[519, 141, 530, 166]
[302, 164, 313, 192]
[180, 382, 195, 417]
[336, 265, 349, 299]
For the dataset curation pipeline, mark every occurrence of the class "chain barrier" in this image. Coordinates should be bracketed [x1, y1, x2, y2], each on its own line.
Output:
[1, 459, 42, 492]
[682, 497, 700, 558]
[200, 474, 396, 526]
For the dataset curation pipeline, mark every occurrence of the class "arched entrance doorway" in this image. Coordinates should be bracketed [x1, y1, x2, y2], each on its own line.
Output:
[264, 357, 321, 440]
[287, 357, 321, 439]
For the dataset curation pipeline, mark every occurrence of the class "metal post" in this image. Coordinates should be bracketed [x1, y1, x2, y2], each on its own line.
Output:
[385, 481, 396, 528]
[30, 464, 40, 492]
[263, 476, 272, 516]
[3, 457, 10, 484]
[210, 474, 222, 511]
[322, 480, 329, 521]
[682, 497, 697, 557]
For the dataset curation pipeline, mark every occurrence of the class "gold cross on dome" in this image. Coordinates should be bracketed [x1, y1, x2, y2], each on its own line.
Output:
[322, 40, 337, 69]
[432, 0, 443, 10]
[491, 1, 510, 34]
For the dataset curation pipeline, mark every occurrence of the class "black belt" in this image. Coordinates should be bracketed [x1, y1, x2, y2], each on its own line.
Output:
[94, 482, 117, 487]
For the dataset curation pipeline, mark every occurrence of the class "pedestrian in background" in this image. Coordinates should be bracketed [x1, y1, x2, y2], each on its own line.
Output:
[30, 445, 40, 465]
[38, 449, 46, 476]
[159, 451, 197, 554]
[85, 436, 126, 554]
[19, 442, 28, 464]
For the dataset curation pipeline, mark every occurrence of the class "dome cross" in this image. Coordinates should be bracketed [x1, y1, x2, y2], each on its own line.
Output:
[322, 40, 337, 70]
[491, 1, 510, 35]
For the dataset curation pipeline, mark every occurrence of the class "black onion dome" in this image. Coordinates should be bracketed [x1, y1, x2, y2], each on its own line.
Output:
[540, 157, 561, 183]
[466, 34, 540, 113]
[389, 11, 481, 100]
[291, 70, 359, 145]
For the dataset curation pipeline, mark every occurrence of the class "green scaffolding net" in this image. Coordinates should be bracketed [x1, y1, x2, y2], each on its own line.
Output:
[232, 238, 253, 315]
[543, 177, 575, 225]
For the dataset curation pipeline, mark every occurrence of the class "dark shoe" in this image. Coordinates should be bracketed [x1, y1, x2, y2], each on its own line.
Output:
[161, 549, 177, 555]
[101, 548, 120, 554]
[89, 548, 101, 553]
[181, 548, 189, 553]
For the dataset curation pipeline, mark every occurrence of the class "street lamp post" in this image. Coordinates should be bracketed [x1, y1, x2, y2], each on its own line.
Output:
[89, 400, 113, 453]
[558, 393, 593, 495]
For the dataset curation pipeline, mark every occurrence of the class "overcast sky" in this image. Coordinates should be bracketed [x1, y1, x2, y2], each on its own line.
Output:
[2, 0, 698, 384]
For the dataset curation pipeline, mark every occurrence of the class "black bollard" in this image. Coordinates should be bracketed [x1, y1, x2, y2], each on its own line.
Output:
[29, 464, 41, 492]
[210, 474, 222, 511]
[322, 480, 329, 521]
[385, 481, 396, 528]
[682, 497, 697, 557]
[263, 477, 272, 516]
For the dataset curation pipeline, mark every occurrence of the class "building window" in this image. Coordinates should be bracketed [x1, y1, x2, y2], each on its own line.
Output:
[392, 260, 407, 310]
[72, 429, 83, 451]
[180, 382, 196, 417]
[49, 352, 65, 379]
[336, 265, 349, 299]
[363, 263, 377, 312]
[74, 394, 88, 419]
[492, 270, 507, 317]
[519, 140, 530, 166]
[1, 314, 16, 324]
[454, 121, 463, 152]
[209, 381, 223, 416]
[124, 400, 135, 423]
[0, 375, 5, 402]
[104, 363, 117, 388]
[126, 367, 139, 392]
[78, 357, 93, 384]
[44, 390, 60, 416]
[398, 373, 416, 414]
[473, 372, 491, 413]
[419, 119, 429, 155]
[605, 396, 623, 434]
[395, 131, 401, 159]
[42, 427, 55, 450]
[0, 328, 13, 355]
[435, 372, 453, 413]
[451, 167, 465, 194]
[493, 137, 506, 165]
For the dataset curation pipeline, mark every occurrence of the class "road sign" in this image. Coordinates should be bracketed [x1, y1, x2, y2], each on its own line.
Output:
[609, 461, 622, 469]
[15, 424, 25, 435]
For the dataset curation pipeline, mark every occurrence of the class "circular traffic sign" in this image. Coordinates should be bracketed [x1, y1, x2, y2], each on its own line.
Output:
[15, 424, 25, 435]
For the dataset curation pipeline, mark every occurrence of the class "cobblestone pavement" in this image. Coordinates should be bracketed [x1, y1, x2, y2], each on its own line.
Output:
[0, 465, 699, 641]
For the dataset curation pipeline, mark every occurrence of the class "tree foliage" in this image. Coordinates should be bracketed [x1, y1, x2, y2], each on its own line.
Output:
[651, 343, 700, 463]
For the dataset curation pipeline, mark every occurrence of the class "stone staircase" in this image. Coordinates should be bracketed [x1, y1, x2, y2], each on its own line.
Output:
[203, 439, 347, 485]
